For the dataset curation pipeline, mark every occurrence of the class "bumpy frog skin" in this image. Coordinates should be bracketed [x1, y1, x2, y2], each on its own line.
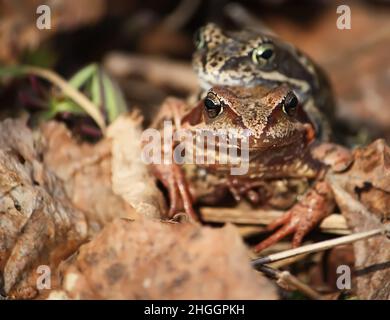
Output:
[151, 83, 352, 252]
[192, 23, 334, 141]
[186, 85, 318, 178]
[200, 85, 310, 149]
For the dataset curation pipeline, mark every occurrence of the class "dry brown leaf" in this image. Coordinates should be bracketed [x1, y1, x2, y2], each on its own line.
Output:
[0, 119, 88, 299]
[57, 217, 276, 300]
[107, 112, 166, 219]
[328, 139, 390, 299]
[41, 121, 138, 229]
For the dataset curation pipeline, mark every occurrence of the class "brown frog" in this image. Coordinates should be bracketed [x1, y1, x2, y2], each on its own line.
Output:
[150, 84, 352, 252]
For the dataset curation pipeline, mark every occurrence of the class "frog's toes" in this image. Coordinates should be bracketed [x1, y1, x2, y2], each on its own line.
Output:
[254, 181, 334, 253]
[254, 205, 314, 252]
[254, 211, 298, 253]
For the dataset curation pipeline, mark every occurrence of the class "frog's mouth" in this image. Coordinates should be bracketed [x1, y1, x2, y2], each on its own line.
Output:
[193, 130, 305, 153]
[243, 124, 314, 153]
[190, 134, 309, 174]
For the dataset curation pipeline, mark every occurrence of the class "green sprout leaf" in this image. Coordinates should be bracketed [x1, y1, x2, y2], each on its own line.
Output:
[0, 64, 128, 128]
[69, 64, 98, 89]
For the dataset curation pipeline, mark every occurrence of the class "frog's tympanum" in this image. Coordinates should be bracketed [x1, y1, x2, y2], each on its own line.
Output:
[192, 23, 334, 141]
[151, 84, 352, 252]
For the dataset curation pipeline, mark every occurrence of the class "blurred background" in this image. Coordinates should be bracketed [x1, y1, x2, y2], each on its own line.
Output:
[1, 0, 389, 141]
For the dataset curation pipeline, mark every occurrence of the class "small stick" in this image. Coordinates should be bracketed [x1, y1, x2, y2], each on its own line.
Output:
[252, 226, 389, 268]
[22, 66, 106, 133]
[278, 271, 323, 300]
[200, 207, 350, 235]
[258, 264, 323, 300]
[104, 53, 198, 93]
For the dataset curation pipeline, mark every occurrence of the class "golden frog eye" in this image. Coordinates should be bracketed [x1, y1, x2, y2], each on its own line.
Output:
[282, 91, 299, 116]
[204, 94, 223, 118]
[252, 43, 275, 66]
[194, 28, 205, 50]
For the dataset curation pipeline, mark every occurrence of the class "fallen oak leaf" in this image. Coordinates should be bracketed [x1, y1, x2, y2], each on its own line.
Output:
[41, 120, 138, 229]
[55, 217, 277, 300]
[107, 112, 166, 219]
[0, 119, 88, 299]
[328, 139, 390, 299]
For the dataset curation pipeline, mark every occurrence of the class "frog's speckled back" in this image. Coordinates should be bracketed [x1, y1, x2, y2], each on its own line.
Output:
[192, 23, 335, 141]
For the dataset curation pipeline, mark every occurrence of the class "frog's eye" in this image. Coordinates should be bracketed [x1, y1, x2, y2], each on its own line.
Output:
[252, 43, 275, 66]
[204, 94, 223, 118]
[194, 29, 205, 50]
[282, 92, 299, 116]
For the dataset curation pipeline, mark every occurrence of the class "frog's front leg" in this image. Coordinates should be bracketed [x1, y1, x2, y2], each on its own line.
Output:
[254, 180, 334, 252]
[150, 97, 199, 221]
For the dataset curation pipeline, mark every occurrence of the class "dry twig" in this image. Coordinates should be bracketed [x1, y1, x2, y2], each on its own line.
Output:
[200, 207, 350, 235]
[252, 226, 389, 267]
[104, 52, 199, 93]
[258, 264, 323, 300]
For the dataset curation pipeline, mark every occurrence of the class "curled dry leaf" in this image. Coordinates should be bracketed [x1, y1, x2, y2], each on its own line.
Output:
[41, 121, 138, 230]
[328, 139, 390, 299]
[0, 119, 88, 299]
[56, 217, 276, 300]
[107, 112, 166, 219]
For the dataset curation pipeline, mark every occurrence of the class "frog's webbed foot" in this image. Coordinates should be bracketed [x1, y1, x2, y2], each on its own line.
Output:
[254, 181, 334, 252]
